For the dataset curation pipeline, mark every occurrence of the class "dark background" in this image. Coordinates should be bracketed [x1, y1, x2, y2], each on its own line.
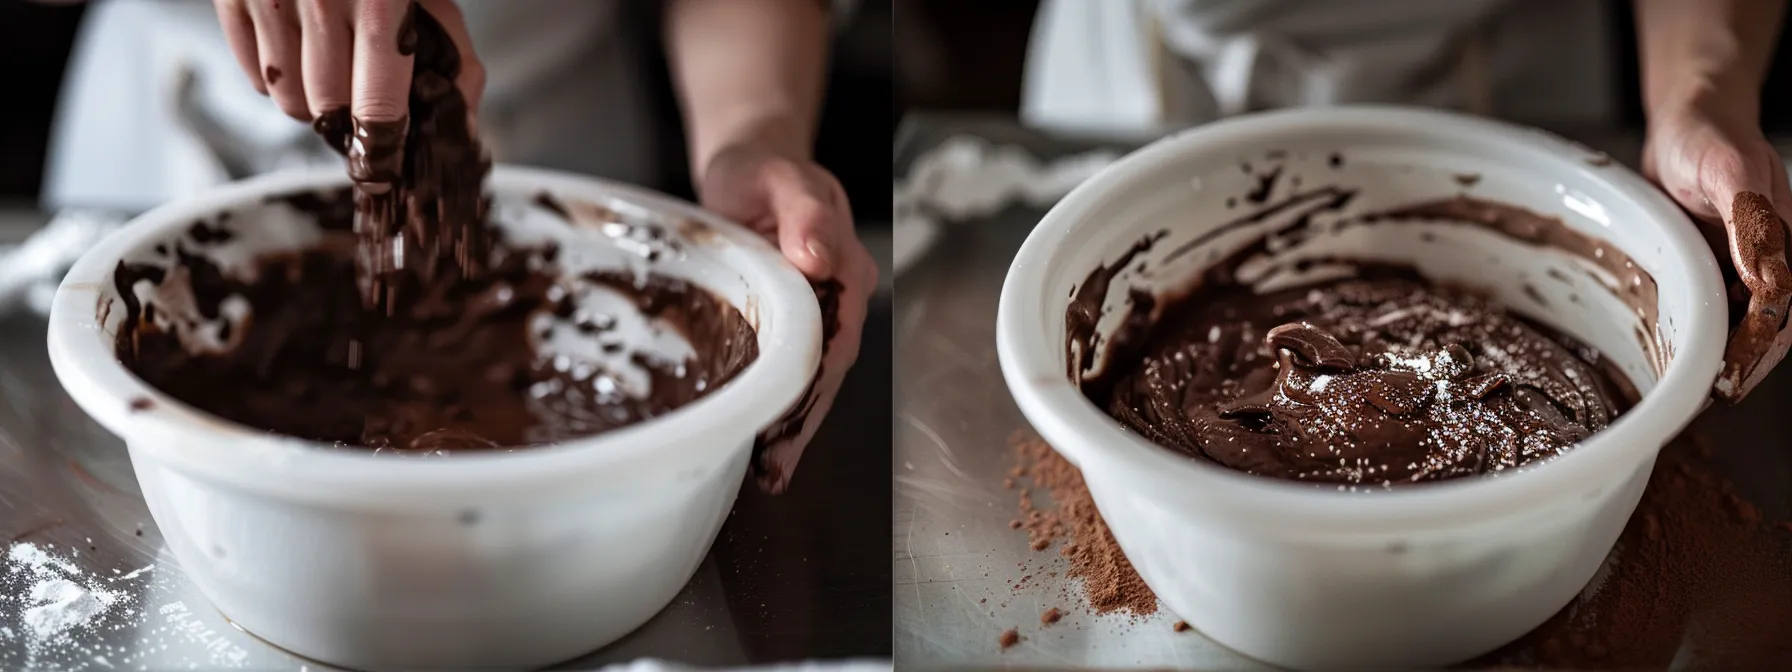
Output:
[891, 0, 1792, 134]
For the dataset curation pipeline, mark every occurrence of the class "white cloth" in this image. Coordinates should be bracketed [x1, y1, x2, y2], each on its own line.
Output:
[1023, 0, 1616, 136]
[42, 0, 857, 214]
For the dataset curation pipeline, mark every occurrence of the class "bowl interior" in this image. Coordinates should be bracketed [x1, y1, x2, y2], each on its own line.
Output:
[1000, 107, 1726, 528]
[1048, 124, 1698, 395]
[49, 166, 819, 502]
[103, 177, 753, 410]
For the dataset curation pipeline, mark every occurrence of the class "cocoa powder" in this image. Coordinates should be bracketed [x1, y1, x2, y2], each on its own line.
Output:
[1473, 434, 1792, 669]
[1713, 191, 1792, 401]
[1008, 431, 1792, 666]
[1009, 431, 1158, 616]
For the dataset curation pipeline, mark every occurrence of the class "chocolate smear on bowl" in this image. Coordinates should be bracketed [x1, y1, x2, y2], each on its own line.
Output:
[1065, 184, 1657, 486]
[750, 278, 842, 493]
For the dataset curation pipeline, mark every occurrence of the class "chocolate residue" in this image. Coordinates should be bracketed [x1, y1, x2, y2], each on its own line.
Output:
[1172, 621, 1191, 632]
[1714, 191, 1792, 402]
[264, 65, 281, 86]
[313, 4, 491, 314]
[1041, 607, 1062, 625]
[1245, 166, 1283, 205]
[1454, 173, 1481, 187]
[128, 397, 153, 412]
[750, 279, 842, 491]
[110, 200, 757, 453]
[998, 629, 1020, 650]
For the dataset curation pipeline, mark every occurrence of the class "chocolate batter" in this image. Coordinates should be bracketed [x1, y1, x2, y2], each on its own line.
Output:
[1092, 271, 1632, 485]
[111, 191, 758, 454]
[312, 3, 490, 314]
[1070, 163, 1647, 486]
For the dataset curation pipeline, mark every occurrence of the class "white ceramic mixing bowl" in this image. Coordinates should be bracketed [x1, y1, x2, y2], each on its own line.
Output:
[48, 166, 821, 670]
[997, 106, 1726, 668]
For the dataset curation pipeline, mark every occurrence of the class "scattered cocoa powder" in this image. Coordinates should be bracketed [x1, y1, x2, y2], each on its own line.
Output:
[1008, 430, 1791, 665]
[1472, 434, 1792, 668]
[998, 628, 1020, 650]
[1010, 431, 1158, 616]
[1042, 607, 1063, 625]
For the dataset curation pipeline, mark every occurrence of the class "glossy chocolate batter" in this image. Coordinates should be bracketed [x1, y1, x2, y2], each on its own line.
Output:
[111, 192, 758, 454]
[312, 2, 490, 314]
[1093, 271, 1632, 485]
[1071, 163, 1646, 486]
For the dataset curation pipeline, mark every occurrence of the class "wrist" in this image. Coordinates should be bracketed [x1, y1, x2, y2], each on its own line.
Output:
[688, 106, 812, 184]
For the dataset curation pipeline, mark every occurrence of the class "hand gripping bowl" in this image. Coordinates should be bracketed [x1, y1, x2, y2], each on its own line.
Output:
[996, 106, 1726, 668]
[47, 166, 821, 670]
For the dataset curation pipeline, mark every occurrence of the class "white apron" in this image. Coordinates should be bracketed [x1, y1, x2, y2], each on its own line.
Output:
[1023, 0, 1617, 135]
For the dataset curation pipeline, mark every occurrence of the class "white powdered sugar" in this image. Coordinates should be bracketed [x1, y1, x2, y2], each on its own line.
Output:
[24, 578, 119, 639]
[6, 543, 126, 643]
[2, 541, 142, 670]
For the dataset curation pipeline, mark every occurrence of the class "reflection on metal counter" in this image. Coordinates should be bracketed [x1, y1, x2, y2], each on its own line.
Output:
[892, 114, 1792, 669]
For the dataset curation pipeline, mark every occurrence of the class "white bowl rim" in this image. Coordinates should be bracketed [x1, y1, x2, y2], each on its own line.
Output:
[997, 105, 1727, 536]
[48, 165, 821, 504]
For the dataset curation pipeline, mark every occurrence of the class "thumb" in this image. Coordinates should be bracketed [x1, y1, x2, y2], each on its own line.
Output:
[765, 165, 840, 280]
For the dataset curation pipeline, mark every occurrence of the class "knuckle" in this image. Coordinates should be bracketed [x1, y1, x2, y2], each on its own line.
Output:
[300, 0, 339, 27]
[353, 99, 408, 123]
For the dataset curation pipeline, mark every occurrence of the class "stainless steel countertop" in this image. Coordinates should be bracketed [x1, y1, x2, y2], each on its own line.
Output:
[892, 113, 1792, 670]
[0, 211, 895, 669]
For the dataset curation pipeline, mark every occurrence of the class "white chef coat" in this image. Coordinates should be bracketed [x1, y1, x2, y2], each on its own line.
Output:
[41, 0, 854, 214]
[1023, 0, 1618, 136]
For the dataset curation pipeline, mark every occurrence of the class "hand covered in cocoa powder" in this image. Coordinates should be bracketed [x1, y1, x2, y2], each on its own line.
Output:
[213, 0, 484, 177]
[699, 142, 877, 493]
[1643, 100, 1792, 401]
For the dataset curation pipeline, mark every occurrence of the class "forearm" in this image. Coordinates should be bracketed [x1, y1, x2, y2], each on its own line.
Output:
[664, 0, 830, 180]
[1636, 0, 1785, 122]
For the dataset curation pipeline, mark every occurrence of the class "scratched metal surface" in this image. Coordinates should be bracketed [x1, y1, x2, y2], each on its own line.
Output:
[891, 114, 1792, 670]
[0, 210, 896, 670]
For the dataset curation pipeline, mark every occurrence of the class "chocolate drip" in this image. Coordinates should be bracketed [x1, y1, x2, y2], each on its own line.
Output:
[313, 3, 491, 314]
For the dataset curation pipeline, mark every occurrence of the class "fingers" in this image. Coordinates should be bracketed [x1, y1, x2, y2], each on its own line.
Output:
[765, 163, 845, 279]
[297, 0, 352, 120]
[243, 0, 308, 120]
[214, 0, 265, 95]
[415, 0, 485, 118]
[351, 0, 416, 124]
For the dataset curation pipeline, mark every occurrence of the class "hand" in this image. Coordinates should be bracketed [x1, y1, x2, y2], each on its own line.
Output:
[699, 142, 877, 493]
[212, 0, 483, 126]
[1643, 97, 1792, 401]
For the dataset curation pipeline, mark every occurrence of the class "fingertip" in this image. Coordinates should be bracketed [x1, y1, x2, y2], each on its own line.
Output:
[781, 235, 833, 279]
